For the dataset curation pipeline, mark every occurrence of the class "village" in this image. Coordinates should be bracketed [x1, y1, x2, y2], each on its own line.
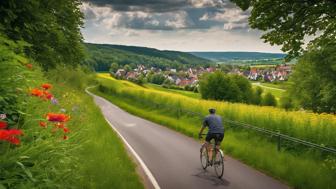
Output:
[112, 64, 293, 87]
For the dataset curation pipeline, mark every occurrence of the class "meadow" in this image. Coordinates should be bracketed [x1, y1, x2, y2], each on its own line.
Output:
[92, 73, 336, 189]
[0, 60, 144, 188]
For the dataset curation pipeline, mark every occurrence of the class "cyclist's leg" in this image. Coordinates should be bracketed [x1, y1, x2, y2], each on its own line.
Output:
[214, 133, 224, 151]
[205, 133, 214, 162]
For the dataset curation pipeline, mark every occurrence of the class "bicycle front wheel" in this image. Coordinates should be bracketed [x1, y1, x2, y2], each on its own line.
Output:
[200, 144, 208, 170]
[214, 149, 224, 178]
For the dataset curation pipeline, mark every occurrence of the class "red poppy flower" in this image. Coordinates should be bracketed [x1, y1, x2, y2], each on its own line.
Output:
[63, 135, 68, 140]
[63, 127, 69, 133]
[0, 121, 7, 129]
[41, 83, 52, 90]
[0, 129, 23, 145]
[46, 113, 70, 122]
[43, 91, 53, 100]
[31, 88, 44, 97]
[26, 64, 33, 69]
[39, 121, 47, 128]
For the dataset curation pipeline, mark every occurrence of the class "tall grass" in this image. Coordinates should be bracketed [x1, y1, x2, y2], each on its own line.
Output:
[91, 79, 336, 189]
[1, 62, 144, 188]
[96, 74, 336, 148]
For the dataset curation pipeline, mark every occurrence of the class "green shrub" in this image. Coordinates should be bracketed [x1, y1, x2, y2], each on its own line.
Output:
[262, 92, 277, 107]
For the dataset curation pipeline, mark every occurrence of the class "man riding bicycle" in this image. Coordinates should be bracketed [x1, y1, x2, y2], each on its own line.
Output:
[198, 108, 224, 165]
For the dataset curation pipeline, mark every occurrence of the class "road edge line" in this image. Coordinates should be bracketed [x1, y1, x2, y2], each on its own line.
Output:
[85, 87, 161, 189]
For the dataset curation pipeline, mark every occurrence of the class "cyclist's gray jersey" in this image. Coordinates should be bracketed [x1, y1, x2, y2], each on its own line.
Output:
[203, 114, 224, 134]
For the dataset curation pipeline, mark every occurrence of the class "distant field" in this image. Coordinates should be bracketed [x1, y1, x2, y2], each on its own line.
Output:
[145, 83, 201, 99]
[251, 82, 286, 100]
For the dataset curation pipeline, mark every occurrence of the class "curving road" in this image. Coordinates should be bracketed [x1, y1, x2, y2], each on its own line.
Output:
[89, 91, 289, 189]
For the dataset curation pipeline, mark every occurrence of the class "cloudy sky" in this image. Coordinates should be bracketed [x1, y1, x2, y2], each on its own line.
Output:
[80, 0, 283, 53]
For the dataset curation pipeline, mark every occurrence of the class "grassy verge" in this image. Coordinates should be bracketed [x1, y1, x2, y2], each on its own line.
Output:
[0, 66, 144, 188]
[91, 74, 336, 189]
[47, 69, 145, 189]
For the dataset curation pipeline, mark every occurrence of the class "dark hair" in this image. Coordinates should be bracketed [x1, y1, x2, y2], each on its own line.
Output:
[209, 108, 216, 114]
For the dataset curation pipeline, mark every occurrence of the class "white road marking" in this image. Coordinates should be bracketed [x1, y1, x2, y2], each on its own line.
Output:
[124, 123, 137, 127]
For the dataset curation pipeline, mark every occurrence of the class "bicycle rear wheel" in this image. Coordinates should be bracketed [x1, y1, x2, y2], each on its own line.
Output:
[200, 145, 208, 170]
[214, 149, 224, 178]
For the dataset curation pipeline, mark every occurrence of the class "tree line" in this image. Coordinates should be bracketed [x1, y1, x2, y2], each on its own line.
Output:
[199, 72, 277, 107]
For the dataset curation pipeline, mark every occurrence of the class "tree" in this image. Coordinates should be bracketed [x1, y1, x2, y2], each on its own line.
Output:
[262, 92, 277, 107]
[252, 86, 263, 105]
[150, 73, 165, 85]
[288, 42, 336, 113]
[229, 74, 253, 103]
[199, 72, 241, 102]
[231, 0, 336, 59]
[110, 63, 119, 73]
[123, 64, 131, 72]
[0, 0, 84, 70]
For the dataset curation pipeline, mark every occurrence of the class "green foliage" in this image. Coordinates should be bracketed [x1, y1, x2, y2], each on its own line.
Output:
[123, 64, 131, 72]
[109, 63, 119, 73]
[280, 95, 293, 110]
[83, 43, 212, 71]
[149, 73, 165, 85]
[0, 0, 85, 70]
[231, 0, 336, 59]
[46, 66, 96, 90]
[288, 42, 336, 113]
[199, 72, 252, 103]
[252, 86, 263, 105]
[0, 34, 32, 124]
[262, 92, 277, 107]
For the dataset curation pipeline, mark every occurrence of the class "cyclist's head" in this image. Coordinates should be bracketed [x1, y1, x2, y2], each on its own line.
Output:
[209, 108, 216, 114]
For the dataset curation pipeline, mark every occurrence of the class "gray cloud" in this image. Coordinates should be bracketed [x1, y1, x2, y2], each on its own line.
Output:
[81, 0, 250, 31]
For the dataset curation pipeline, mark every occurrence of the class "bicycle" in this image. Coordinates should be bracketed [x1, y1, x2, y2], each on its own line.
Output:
[199, 134, 224, 178]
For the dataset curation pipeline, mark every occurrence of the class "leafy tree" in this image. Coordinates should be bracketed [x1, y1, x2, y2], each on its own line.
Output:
[288, 42, 336, 113]
[110, 63, 119, 73]
[231, 0, 336, 59]
[262, 92, 277, 107]
[123, 64, 131, 72]
[150, 73, 165, 85]
[199, 72, 241, 102]
[229, 74, 253, 103]
[0, 0, 84, 69]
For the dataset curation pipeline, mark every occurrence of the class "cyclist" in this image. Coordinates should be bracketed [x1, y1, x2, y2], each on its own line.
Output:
[199, 108, 224, 165]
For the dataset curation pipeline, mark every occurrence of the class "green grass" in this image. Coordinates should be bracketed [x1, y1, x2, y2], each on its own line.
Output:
[145, 83, 201, 99]
[259, 82, 288, 90]
[0, 67, 144, 188]
[92, 74, 336, 189]
[251, 83, 285, 100]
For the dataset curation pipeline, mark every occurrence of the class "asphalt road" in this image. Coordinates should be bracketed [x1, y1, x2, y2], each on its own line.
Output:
[90, 92, 289, 189]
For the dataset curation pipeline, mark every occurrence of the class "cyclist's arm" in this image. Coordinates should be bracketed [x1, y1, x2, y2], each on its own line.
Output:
[199, 118, 207, 136]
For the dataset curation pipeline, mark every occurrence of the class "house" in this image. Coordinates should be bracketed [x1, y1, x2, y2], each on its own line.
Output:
[126, 71, 137, 80]
[116, 69, 126, 77]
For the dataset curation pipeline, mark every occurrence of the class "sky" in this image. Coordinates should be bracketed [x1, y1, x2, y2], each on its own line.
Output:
[80, 0, 283, 53]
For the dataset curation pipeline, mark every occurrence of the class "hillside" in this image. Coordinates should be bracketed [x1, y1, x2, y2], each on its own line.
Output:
[84, 43, 212, 71]
[189, 52, 286, 61]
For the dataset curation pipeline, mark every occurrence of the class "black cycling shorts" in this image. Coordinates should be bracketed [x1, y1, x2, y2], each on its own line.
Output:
[206, 133, 224, 145]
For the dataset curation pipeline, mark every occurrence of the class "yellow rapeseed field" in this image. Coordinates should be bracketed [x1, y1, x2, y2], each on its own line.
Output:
[97, 73, 336, 147]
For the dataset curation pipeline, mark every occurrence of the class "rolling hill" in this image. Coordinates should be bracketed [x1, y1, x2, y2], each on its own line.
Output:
[84, 43, 212, 71]
[189, 52, 286, 61]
